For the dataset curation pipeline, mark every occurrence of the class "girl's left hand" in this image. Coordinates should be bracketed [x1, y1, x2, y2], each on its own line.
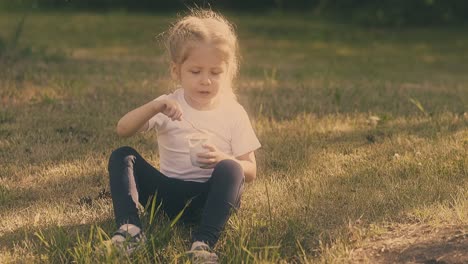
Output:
[197, 143, 230, 169]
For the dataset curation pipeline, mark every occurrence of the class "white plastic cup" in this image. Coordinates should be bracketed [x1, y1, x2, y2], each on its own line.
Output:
[187, 132, 211, 167]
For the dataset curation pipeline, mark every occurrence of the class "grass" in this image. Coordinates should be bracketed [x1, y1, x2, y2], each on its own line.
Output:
[0, 11, 467, 263]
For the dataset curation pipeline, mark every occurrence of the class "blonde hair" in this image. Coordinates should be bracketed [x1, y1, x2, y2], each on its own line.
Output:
[164, 9, 239, 100]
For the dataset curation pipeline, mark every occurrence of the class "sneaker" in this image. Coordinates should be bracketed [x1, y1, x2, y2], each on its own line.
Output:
[187, 241, 219, 264]
[110, 225, 146, 255]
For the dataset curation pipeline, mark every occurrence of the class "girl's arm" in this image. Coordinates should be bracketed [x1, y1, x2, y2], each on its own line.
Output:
[116, 99, 182, 138]
[234, 151, 257, 183]
[197, 145, 258, 183]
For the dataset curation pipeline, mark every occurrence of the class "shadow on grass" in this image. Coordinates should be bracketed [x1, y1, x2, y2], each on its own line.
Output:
[389, 237, 468, 263]
[0, 107, 465, 261]
[0, 208, 196, 263]
[0, 219, 115, 251]
[252, 112, 466, 259]
[350, 224, 468, 263]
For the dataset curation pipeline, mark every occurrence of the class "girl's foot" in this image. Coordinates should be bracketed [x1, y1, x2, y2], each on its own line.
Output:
[110, 224, 146, 255]
[187, 241, 219, 264]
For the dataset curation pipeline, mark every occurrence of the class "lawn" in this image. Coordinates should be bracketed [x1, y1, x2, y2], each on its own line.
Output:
[0, 11, 467, 263]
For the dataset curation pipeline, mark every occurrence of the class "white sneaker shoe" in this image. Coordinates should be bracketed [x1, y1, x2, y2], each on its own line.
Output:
[110, 224, 146, 255]
[187, 241, 219, 264]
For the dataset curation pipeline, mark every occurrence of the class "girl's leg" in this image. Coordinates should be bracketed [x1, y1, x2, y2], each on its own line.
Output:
[158, 177, 209, 223]
[108, 146, 170, 228]
[192, 159, 245, 247]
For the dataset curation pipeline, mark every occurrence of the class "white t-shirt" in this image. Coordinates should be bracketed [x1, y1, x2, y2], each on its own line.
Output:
[144, 88, 261, 182]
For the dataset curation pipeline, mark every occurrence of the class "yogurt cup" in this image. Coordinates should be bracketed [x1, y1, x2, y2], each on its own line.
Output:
[187, 132, 212, 167]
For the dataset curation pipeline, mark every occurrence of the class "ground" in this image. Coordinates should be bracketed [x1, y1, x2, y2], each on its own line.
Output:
[351, 223, 468, 263]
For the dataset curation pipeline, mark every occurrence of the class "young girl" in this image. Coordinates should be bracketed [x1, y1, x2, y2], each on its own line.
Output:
[107, 9, 261, 262]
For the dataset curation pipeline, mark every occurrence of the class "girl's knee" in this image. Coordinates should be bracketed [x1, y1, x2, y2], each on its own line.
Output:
[110, 146, 137, 160]
[212, 159, 244, 184]
[111, 146, 137, 157]
[108, 146, 138, 171]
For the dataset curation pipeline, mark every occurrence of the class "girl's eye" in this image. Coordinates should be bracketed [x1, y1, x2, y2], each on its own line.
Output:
[211, 71, 223, 75]
[190, 71, 200, 74]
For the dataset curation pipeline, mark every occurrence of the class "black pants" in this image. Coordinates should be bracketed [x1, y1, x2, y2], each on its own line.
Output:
[108, 146, 244, 247]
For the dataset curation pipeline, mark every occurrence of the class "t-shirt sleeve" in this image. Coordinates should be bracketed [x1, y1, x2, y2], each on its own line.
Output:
[143, 94, 169, 133]
[231, 106, 261, 157]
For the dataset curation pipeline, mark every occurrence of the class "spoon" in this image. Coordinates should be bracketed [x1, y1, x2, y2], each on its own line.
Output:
[182, 116, 206, 134]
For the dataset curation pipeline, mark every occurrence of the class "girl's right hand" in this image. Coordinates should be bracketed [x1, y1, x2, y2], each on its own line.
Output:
[159, 99, 182, 121]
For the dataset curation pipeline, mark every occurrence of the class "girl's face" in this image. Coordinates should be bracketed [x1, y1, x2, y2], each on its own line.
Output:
[172, 42, 228, 110]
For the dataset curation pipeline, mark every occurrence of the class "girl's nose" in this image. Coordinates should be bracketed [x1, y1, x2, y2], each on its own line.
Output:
[201, 75, 211, 85]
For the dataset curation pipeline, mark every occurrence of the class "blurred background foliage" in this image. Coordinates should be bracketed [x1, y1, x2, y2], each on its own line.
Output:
[1, 0, 467, 26]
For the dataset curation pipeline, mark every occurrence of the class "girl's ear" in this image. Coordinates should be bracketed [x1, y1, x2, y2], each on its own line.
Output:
[170, 63, 180, 82]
